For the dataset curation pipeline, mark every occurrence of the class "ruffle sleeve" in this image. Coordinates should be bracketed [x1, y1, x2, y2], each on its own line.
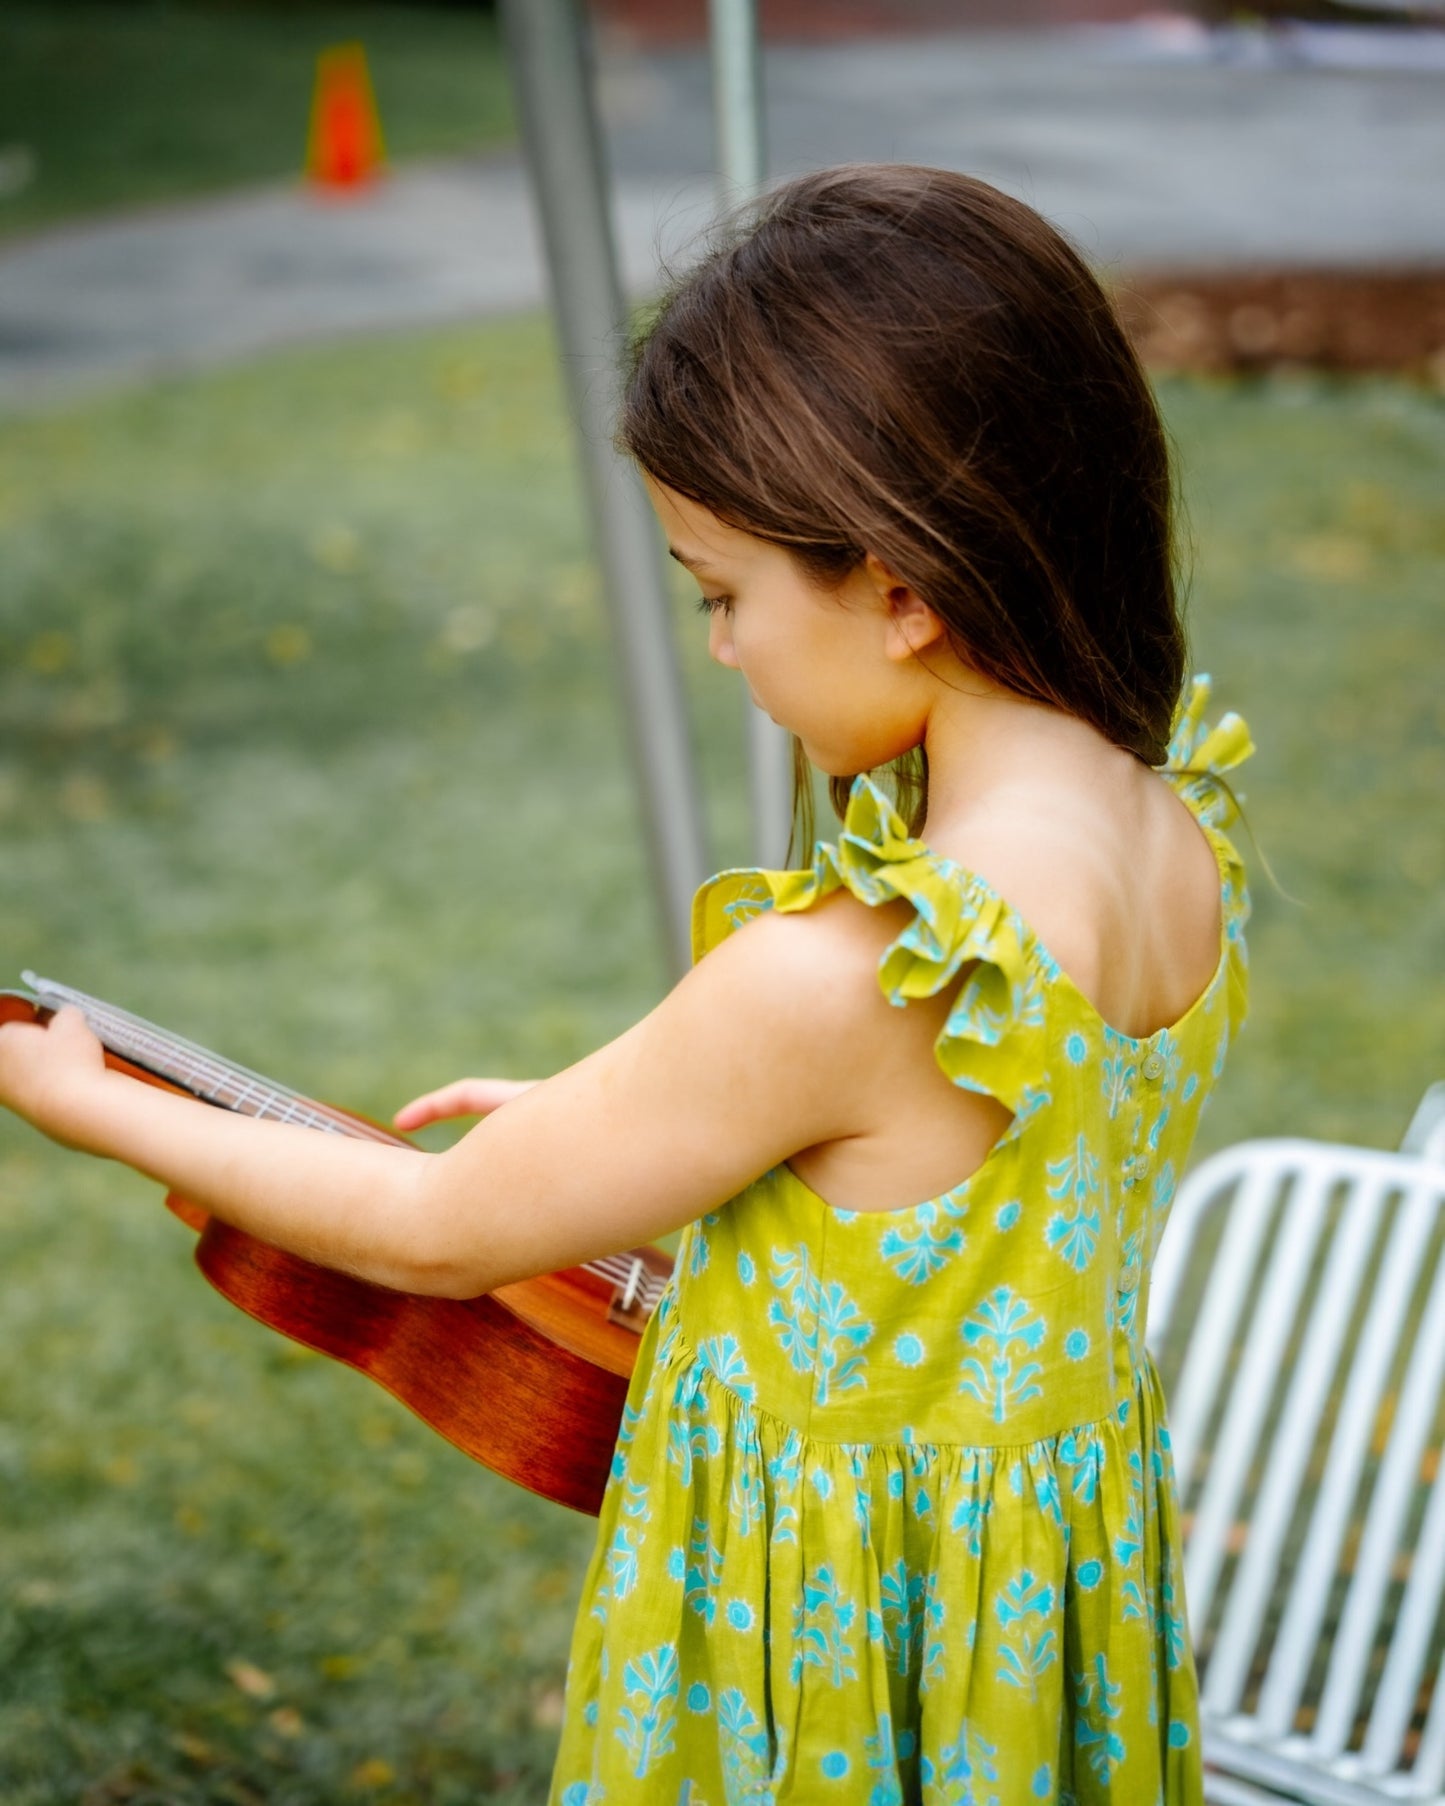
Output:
[1157, 672, 1255, 1038]
[690, 775, 1051, 1114]
[1159, 672, 1255, 831]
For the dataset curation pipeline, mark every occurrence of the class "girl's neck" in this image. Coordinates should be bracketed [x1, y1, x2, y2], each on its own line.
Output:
[917, 681, 1138, 843]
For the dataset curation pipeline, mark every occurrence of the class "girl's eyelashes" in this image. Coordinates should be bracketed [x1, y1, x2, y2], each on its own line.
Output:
[695, 594, 733, 616]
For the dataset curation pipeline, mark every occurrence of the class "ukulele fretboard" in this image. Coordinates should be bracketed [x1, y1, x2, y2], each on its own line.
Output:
[24, 972, 371, 1138]
[21, 972, 669, 1315]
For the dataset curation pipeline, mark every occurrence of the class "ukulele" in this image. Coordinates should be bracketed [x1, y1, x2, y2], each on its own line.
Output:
[0, 976, 674, 1516]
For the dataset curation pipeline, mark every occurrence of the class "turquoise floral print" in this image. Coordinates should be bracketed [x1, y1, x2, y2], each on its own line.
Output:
[549, 676, 1253, 1804]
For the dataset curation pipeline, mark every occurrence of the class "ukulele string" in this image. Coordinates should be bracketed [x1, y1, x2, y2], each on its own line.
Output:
[29, 975, 314, 1108]
[26, 973, 669, 1310]
[96, 1006, 343, 1132]
[26, 975, 379, 1140]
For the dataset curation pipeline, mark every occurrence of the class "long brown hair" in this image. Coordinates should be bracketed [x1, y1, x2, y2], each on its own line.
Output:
[619, 164, 1188, 859]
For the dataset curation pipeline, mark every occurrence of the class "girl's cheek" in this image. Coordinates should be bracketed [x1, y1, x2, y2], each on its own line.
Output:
[707, 614, 739, 669]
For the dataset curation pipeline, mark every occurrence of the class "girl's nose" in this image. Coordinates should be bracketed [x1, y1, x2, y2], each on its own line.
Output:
[708, 614, 739, 669]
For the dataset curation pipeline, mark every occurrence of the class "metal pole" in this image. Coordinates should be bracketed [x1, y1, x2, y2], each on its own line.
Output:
[710, 0, 766, 197]
[709, 0, 793, 867]
[499, 0, 708, 980]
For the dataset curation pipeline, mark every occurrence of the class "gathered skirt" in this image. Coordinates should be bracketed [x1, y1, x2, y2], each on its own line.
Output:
[547, 1306, 1205, 1806]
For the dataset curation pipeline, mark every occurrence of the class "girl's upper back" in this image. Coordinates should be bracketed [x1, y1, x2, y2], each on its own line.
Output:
[669, 676, 1253, 1448]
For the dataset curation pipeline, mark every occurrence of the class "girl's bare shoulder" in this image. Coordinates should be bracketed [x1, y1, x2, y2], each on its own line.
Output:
[699, 884, 908, 1022]
[706, 885, 965, 1100]
[926, 764, 1222, 1039]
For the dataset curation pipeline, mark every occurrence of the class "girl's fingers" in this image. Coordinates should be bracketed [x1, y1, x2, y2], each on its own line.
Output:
[392, 1077, 537, 1131]
[393, 1082, 471, 1128]
[392, 1083, 472, 1130]
[0, 1005, 108, 1146]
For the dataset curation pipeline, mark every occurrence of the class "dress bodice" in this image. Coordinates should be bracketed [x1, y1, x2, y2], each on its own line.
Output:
[663, 674, 1254, 1448]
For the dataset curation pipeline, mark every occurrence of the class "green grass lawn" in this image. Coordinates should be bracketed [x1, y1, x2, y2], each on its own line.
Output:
[0, 320, 1441, 1802]
[0, 2, 513, 242]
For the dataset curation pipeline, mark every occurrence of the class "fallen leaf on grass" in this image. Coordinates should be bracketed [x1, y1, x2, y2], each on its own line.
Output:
[531, 1686, 565, 1728]
[224, 1658, 276, 1699]
[171, 1732, 218, 1765]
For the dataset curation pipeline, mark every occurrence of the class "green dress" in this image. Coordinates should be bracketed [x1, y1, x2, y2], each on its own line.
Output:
[548, 677, 1254, 1806]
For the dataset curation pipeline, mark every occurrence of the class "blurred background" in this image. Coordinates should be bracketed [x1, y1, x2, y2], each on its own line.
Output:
[1, 2, 1442, 1800]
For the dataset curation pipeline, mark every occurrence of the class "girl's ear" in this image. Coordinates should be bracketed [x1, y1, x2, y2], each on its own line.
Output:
[862, 551, 947, 661]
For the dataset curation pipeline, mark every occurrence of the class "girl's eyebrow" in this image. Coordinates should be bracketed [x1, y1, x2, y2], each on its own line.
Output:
[668, 547, 717, 575]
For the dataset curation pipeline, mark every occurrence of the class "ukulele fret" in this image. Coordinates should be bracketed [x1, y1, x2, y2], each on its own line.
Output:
[248, 1090, 345, 1134]
[259, 1093, 345, 1135]
[227, 1075, 259, 1112]
[594, 1254, 667, 1311]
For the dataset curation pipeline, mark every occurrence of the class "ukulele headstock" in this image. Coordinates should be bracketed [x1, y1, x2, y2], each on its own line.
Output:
[0, 987, 45, 1027]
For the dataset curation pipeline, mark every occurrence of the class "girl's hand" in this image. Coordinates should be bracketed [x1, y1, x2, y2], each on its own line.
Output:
[392, 1077, 537, 1133]
[0, 1006, 110, 1152]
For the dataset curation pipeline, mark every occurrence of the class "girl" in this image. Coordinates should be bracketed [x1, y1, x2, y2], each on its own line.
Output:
[0, 165, 1253, 1804]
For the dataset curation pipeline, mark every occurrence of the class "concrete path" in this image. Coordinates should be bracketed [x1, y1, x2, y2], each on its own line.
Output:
[0, 157, 700, 411]
[2, 22, 1442, 410]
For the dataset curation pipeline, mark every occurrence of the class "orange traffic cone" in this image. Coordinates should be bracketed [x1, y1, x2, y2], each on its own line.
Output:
[306, 43, 385, 193]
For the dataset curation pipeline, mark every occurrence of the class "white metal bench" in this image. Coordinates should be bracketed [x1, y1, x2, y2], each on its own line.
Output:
[1400, 1086, 1445, 1164]
[1146, 1119, 1445, 1804]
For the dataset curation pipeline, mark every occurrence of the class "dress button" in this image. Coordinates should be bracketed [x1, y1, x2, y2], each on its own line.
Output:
[1132, 1153, 1152, 1180]
[1141, 1050, 1166, 1081]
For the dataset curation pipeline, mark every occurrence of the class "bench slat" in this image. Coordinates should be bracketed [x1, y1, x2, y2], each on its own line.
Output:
[1166, 1157, 1282, 1492]
[1312, 1217, 1445, 1758]
[1204, 1174, 1388, 1716]
[1255, 1176, 1438, 1740]
[1188, 1162, 1334, 1630]
[1360, 1446, 1445, 1781]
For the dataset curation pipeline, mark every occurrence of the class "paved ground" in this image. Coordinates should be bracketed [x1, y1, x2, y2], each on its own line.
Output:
[1, 21, 1443, 410]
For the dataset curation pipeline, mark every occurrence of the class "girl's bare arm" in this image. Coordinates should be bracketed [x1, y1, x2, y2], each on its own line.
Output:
[0, 904, 898, 1299]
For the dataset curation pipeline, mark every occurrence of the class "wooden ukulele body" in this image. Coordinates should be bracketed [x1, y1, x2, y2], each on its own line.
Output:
[1, 988, 673, 1515]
